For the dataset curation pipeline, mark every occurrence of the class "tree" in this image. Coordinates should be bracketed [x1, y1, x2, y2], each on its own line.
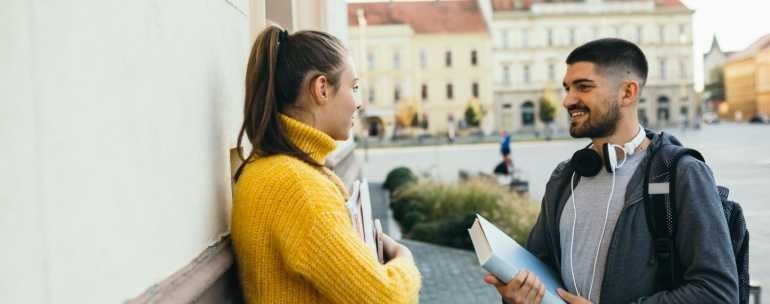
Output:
[538, 89, 558, 140]
[464, 106, 480, 127]
[464, 97, 484, 128]
[538, 96, 556, 124]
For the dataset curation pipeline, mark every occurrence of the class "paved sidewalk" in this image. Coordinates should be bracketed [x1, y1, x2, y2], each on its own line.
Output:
[369, 181, 501, 303]
[402, 239, 500, 304]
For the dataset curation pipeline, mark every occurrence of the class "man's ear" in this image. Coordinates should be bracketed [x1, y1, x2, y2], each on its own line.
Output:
[310, 74, 329, 105]
[620, 80, 640, 107]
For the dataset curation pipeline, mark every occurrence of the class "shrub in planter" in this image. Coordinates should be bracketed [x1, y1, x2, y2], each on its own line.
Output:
[383, 166, 418, 192]
[391, 178, 539, 249]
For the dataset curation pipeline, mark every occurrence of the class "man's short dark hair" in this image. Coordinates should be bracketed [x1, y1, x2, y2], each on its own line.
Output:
[566, 38, 648, 86]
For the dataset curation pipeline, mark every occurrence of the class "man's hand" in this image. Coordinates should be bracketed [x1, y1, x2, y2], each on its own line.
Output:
[483, 270, 545, 304]
[557, 288, 592, 304]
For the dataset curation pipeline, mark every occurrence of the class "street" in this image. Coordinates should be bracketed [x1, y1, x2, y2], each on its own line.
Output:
[358, 123, 770, 300]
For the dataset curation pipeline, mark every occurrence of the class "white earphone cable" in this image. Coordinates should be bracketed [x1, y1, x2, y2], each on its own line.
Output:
[569, 172, 580, 297]
[587, 168, 616, 300]
[570, 145, 624, 300]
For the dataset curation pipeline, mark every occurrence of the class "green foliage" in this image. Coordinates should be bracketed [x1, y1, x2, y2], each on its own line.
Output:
[383, 167, 418, 192]
[411, 113, 420, 127]
[464, 106, 481, 127]
[390, 179, 540, 250]
[538, 97, 556, 124]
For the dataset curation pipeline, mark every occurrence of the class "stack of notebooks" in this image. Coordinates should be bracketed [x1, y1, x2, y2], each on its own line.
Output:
[346, 179, 385, 263]
[468, 214, 566, 304]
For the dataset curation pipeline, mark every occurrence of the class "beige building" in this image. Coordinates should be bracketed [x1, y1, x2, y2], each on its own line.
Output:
[723, 34, 770, 121]
[348, 1, 494, 138]
[487, 0, 696, 132]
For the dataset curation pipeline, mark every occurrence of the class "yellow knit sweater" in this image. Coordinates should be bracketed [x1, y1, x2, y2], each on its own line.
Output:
[232, 114, 421, 304]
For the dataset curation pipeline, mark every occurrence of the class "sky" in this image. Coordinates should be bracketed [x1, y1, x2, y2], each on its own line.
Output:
[682, 0, 770, 90]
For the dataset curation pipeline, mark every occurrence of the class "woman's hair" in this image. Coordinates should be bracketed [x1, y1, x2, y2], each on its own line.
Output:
[235, 25, 347, 180]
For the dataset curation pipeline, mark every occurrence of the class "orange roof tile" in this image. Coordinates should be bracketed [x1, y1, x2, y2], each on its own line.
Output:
[348, 1, 488, 34]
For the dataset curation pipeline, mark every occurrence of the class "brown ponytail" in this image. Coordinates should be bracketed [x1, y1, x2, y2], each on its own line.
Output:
[235, 25, 347, 181]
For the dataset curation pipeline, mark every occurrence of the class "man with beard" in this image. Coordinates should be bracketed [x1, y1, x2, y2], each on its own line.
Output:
[483, 39, 738, 303]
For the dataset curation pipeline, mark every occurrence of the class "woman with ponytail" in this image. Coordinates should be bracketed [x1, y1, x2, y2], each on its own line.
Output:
[231, 25, 421, 304]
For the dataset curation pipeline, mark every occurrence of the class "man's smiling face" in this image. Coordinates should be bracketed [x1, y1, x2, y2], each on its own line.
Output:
[561, 61, 621, 139]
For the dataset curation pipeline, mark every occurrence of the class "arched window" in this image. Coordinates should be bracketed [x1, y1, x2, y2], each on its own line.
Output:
[521, 101, 535, 126]
[657, 95, 670, 124]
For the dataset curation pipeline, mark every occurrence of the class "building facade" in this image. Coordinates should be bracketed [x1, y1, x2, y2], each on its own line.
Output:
[488, 0, 696, 132]
[724, 34, 770, 121]
[348, 1, 494, 138]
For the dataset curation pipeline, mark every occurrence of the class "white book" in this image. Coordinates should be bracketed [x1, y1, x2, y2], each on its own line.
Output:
[346, 179, 384, 263]
[468, 214, 566, 304]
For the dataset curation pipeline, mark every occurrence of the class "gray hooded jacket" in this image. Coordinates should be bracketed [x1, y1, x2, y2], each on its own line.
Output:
[526, 131, 738, 303]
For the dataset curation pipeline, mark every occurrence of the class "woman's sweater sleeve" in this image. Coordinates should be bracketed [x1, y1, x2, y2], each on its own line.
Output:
[278, 188, 421, 304]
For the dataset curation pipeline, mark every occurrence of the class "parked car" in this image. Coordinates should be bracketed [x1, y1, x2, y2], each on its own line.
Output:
[749, 114, 769, 124]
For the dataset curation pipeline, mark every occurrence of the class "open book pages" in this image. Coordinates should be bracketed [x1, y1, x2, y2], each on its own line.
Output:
[468, 214, 566, 304]
[346, 179, 384, 263]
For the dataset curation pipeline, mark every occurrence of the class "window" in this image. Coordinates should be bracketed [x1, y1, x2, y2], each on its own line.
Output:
[569, 27, 576, 45]
[394, 84, 401, 102]
[446, 83, 453, 100]
[367, 52, 375, 70]
[503, 66, 510, 84]
[523, 64, 530, 84]
[421, 84, 428, 101]
[679, 58, 687, 79]
[521, 29, 529, 48]
[636, 25, 644, 43]
[392, 51, 400, 69]
[592, 26, 599, 39]
[471, 50, 478, 66]
[659, 58, 667, 80]
[501, 29, 510, 49]
[472, 82, 479, 98]
[548, 63, 555, 81]
[368, 85, 375, 103]
[547, 28, 553, 46]
[419, 49, 427, 69]
[640, 98, 646, 103]
[657, 96, 670, 123]
[445, 50, 452, 67]
[678, 24, 687, 43]
[658, 24, 666, 43]
[521, 101, 535, 126]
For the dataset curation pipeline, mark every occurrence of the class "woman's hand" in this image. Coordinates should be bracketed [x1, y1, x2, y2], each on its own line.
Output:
[380, 233, 414, 263]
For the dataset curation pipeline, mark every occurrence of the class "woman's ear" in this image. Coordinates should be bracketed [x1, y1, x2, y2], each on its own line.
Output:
[310, 74, 329, 106]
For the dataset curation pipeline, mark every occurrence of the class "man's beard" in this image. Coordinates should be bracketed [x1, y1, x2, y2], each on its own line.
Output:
[568, 98, 621, 138]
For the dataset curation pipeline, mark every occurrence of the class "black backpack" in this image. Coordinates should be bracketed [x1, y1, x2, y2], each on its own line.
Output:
[643, 133, 750, 303]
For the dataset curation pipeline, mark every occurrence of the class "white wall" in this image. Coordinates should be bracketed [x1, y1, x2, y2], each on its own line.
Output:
[1, 0, 250, 302]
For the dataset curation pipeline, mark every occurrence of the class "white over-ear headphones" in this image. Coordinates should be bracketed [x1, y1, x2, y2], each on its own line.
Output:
[604, 125, 646, 173]
[568, 125, 645, 299]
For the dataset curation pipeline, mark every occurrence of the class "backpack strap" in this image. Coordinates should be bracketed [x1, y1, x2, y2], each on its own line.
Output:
[643, 134, 704, 290]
